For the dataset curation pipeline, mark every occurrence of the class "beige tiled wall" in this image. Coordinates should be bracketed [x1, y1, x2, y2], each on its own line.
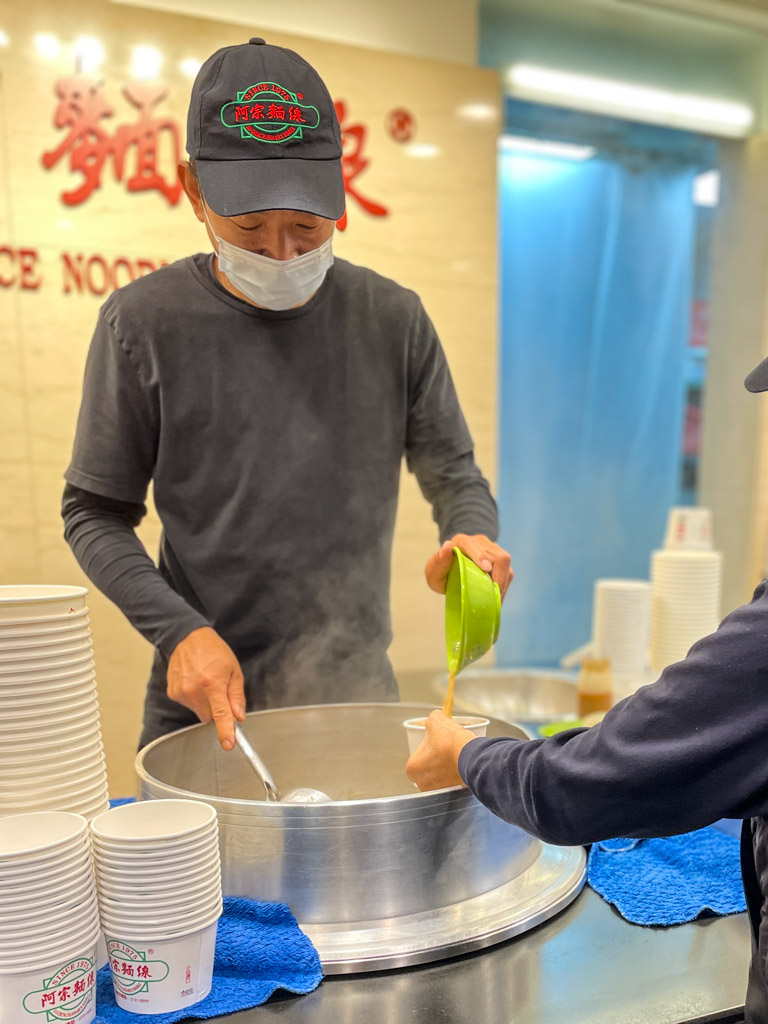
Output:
[0, 3, 499, 793]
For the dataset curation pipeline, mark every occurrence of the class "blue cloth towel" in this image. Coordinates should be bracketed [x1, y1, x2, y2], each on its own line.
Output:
[587, 825, 746, 926]
[94, 898, 323, 1022]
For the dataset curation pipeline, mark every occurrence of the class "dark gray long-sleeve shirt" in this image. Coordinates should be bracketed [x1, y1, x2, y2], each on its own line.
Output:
[63, 253, 498, 716]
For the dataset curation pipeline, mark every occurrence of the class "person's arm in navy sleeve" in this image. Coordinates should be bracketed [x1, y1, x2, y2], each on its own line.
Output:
[408, 581, 768, 844]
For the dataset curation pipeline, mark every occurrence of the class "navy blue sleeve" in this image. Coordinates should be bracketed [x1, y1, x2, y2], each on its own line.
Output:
[459, 580, 768, 845]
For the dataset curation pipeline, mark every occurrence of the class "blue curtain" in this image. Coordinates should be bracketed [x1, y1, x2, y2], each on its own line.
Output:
[497, 151, 696, 666]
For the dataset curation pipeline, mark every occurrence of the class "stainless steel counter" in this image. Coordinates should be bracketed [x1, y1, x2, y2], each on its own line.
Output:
[206, 887, 750, 1024]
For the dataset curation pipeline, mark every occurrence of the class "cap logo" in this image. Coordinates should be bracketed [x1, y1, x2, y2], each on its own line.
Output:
[221, 82, 320, 143]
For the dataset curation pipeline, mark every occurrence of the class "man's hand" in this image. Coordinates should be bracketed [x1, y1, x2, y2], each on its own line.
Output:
[425, 533, 513, 599]
[166, 626, 246, 751]
[406, 709, 478, 791]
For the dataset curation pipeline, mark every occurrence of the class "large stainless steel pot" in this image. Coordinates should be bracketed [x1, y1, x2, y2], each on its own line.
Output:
[136, 703, 585, 970]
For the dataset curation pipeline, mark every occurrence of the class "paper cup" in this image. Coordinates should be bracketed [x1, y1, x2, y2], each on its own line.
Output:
[403, 715, 489, 757]
[0, 944, 98, 1023]
[663, 507, 713, 551]
[105, 920, 218, 1016]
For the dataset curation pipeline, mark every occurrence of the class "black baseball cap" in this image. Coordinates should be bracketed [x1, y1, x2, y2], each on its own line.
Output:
[186, 38, 345, 220]
[745, 356, 768, 393]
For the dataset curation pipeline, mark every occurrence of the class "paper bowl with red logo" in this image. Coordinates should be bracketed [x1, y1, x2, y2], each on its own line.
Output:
[0, 586, 88, 621]
[0, 811, 100, 1023]
[0, 943, 99, 1024]
[104, 920, 219, 1016]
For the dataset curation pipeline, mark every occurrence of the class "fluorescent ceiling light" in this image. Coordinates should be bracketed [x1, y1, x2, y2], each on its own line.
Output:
[457, 103, 497, 122]
[34, 33, 61, 59]
[508, 64, 753, 138]
[131, 44, 163, 79]
[693, 170, 720, 207]
[179, 57, 202, 78]
[498, 135, 596, 161]
[74, 36, 105, 72]
[0, 30, 10, 47]
[405, 143, 441, 159]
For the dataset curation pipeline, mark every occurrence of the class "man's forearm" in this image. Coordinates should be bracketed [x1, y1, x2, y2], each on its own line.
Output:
[412, 450, 499, 543]
[62, 484, 209, 657]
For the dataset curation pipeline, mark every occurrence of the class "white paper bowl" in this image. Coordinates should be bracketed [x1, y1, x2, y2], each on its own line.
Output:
[95, 848, 221, 881]
[95, 847, 222, 880]
[0, 586, 88, 622]
[0, 612, 90, 639]
[104, 920, 217, 1016]
[90, 799, 216, 844]
[0, 811, 88, 860]
[92, 821, 218, 857]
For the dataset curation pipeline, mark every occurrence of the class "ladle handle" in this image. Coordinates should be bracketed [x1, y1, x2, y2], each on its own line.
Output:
[234, 724, 280, 802]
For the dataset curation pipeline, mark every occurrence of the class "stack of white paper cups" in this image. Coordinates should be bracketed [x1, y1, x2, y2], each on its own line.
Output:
[650, 549, 722, 674]
[592, 579, 651, 699]
[0, 586, 109, 818]
[90, 800, 222, 1016]
[0, 811, 100, 1024]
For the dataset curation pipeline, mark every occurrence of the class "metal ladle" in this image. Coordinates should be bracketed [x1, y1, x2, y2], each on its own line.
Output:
[234, 724, 332, 804]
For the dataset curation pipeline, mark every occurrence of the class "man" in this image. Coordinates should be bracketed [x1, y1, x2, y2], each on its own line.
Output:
[62, 39, 511, 753]
[406, 355, 768, 1021]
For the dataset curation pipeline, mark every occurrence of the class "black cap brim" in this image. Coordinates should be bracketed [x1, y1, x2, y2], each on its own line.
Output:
[196, 157, 345, 220]
[745, 356, 768, 393]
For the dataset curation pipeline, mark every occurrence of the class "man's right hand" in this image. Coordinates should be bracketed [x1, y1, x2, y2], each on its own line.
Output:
[166, 626, 246, 750]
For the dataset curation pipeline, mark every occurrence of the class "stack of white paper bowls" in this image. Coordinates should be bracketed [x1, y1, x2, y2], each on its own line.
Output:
[592, 579, 651, 699]
[0, 811, 100, 1024]
[0, 586, 109, 819]
[650, 549, 723, 674]
[91, 799, 222, 1015]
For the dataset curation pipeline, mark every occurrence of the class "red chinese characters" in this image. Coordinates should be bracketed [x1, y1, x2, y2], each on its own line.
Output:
[42, 75, 182, 207]
[334, 100, 389, 231]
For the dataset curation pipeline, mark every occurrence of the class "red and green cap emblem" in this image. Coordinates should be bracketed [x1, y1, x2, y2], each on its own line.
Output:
[221, 82, 320, 143]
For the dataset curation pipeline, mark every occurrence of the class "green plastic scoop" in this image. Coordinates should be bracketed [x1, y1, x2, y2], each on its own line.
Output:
[445, 547, 501, 676]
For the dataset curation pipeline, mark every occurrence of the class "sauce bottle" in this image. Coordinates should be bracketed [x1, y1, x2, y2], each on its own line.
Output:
[577, 657, 613, 718]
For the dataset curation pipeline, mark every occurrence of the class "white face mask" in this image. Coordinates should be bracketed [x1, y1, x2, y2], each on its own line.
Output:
[203, 204, 333, 310]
